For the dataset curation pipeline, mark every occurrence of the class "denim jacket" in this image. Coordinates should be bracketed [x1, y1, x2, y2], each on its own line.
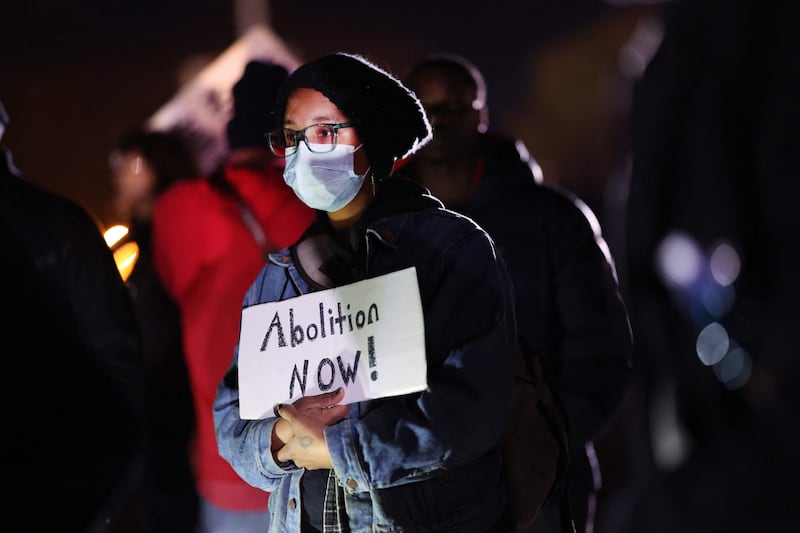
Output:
[214, 178, 517, 532]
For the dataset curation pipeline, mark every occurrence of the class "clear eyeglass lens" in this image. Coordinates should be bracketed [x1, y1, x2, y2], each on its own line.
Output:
[305, 125, 336, 153]
[268, 131, 288, 157]
[269, 125, 339, 157]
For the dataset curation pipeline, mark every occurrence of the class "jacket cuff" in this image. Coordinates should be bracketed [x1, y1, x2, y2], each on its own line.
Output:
[326, 418, 370, 493]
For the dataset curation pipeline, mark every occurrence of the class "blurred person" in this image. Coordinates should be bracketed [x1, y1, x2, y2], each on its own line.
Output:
[152, 60, 316, 533]
[107, 128, 200, 532]
[213, 52, 518, 532]
[1, 99, 147, 532]
[622, 0, 800, 532]
[401, 54, 634, 533]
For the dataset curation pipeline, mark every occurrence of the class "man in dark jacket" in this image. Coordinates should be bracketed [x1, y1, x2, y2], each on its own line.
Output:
[1, 100, 147, 532]
[403, 54, 633, 533]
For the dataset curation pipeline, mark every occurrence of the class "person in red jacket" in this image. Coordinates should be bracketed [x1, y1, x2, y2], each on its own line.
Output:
[152, 60, 316, 533]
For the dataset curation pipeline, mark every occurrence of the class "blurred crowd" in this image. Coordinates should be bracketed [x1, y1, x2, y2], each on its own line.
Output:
[2, 0, 798, 531]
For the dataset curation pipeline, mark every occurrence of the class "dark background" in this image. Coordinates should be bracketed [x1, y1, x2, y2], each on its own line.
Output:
[1, 0, 653, 235]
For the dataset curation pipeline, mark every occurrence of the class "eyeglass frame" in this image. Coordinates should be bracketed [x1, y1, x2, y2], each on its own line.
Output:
[266, 122, 355, 157]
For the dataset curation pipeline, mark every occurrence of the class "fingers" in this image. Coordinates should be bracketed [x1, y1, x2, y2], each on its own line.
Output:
[294, 387, 346, 410]
[274, 412, 334, 469]
[318, 404, 350, 426]
[276, 388, 348, 429]
[276, 441, 291, 463]
[273, 417, 294, 446]
[279, 397, 346, 425]
[275, 402, 298, 423]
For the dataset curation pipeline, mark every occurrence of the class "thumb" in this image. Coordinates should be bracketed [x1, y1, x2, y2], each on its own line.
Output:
[323, 386, 346, 407]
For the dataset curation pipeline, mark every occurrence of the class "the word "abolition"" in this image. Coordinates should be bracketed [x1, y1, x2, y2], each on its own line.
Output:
[260, 301, 380, 351]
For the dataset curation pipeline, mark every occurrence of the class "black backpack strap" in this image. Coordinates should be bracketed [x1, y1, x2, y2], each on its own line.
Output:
[518, 336, 575, 531]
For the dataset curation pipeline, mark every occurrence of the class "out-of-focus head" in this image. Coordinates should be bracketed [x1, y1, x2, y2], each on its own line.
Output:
[226, 60, 290, 151]
[403, 53, 488, 161]
[109, 128, 198, 223]
[272, 53, 432, 178]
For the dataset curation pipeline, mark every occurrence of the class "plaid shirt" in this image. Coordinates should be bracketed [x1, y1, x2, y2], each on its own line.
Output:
[322, 471, 350, 533]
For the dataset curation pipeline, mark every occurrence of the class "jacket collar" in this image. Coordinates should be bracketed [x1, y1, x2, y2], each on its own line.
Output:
[352, 175, 442, 247]
[269, 176, 442, 272]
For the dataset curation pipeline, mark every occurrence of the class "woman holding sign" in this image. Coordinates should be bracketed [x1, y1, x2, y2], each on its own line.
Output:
[213, 52, 518, 533]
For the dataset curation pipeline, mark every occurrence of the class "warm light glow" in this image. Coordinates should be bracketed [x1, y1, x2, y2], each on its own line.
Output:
[104, 224, 130, 248]
[113, 242, 139, 283]
[102, 224, 138, 282]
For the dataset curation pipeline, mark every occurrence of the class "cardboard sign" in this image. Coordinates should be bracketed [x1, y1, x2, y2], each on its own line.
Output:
[147, 23, 301, 175]
[238, 267, 427, 419]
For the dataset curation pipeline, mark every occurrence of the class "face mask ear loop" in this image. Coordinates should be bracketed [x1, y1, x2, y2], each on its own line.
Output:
[368, 167, 376, 197]
[351, 143, 372, 194]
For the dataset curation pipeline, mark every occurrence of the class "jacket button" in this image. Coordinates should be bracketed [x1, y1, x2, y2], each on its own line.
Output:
[346, 477, 358, 489]
[289, 498, 297, 510]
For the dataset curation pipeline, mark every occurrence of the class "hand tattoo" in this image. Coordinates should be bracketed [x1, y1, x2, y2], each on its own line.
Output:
[299, 435, 313, 448]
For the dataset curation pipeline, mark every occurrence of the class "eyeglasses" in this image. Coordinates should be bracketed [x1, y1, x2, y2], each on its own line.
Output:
[267, 122, 354, 157]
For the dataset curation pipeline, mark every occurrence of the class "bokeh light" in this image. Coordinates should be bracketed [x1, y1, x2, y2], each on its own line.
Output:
[701, 282, 736, 319]
[710, 241, 741, 287]
[695, 322, 729, 366]
[103, 224, 130, 248]
[657, 231, 703, 289]
[713, 343, 752, 390]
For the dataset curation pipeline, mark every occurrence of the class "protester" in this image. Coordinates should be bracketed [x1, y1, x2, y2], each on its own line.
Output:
[108, 128, 200, 532]
[402, 54, 634, 533]
[1, 99, 147, 532]
[213, 52, 518, 532]
[152, 60, 316, 532]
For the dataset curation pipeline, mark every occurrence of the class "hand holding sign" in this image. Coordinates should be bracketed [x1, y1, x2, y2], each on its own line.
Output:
[271, 387, 349, 457]
[278, 387, 350, 427]
[275, 389, 348, 470]
[238, 267, 427, 419]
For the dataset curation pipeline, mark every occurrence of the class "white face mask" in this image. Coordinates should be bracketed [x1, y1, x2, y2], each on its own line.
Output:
[283, 142, 367, 212]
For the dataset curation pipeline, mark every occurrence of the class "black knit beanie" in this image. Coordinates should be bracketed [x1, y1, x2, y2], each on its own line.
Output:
[273, 53, 432, 178]
[226, 60, 290, 150]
